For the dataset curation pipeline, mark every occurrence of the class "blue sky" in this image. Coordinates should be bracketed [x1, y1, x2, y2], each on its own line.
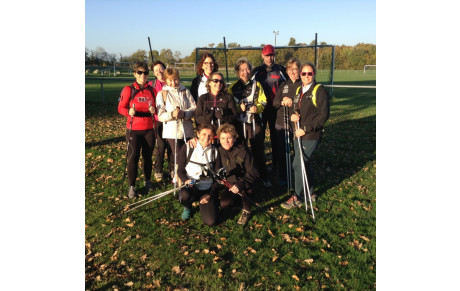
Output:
[86, 0, 376, 58]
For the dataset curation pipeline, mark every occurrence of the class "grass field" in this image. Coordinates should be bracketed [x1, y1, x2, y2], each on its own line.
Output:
[85, 70, 376, 290]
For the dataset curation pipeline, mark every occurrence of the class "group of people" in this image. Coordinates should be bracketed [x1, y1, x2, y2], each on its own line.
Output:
[117, 44, 330, 226]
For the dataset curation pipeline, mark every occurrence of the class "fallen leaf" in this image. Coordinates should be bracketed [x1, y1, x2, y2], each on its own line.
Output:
[292, 274, 300, 281]
[325, 273, 330, 278]
[255, 238, 262, 242]
[268, 229, 275, 237]
[141, 254, 147, 261]
[153, 279, 160, 287]
[304, 258, 314, 265]
[272, 256, 278, 262]
[172, 266, 181, 274]
[340, 261, 349, 266]
[124, 282, 133, 287]
[360, 235, 370, 242]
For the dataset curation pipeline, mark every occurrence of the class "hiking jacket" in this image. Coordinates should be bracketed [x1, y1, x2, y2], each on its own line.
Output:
[273, 78, 302, 130]
[228, 79, 267, 126]
[118, 82, 156, 130]
[292, 81, 330, 140]
[195, 92, 238, 127]
[251, 64, 287, 107]
[178, 143, 221, 191]
[190, 74, 209, 103]
[156, 84, 196, 140]
[218, 143, 259, 191]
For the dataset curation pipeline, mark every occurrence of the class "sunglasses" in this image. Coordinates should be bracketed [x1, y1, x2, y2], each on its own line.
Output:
[211, 79, 224, 84]
[301, 71, 314, 76]
[136, 70, 149, 75]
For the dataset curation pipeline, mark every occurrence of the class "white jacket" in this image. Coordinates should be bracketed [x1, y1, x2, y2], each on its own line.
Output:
[184, 143, 218, 190]
[156, 84, 196, 139]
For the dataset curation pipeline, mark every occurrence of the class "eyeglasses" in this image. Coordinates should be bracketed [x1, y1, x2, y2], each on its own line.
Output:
[204, 62, 214, 65]
[136, 70, 149, 75]
[301, 71, 314, 76]
[211, 79, 224, 84]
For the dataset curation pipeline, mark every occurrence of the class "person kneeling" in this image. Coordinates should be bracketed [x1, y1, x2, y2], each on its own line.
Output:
[217, 124, 259, 225]
[177, 124, 221, 226]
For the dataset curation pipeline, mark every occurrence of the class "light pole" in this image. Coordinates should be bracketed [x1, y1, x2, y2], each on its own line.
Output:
[273, 30, 279, 46]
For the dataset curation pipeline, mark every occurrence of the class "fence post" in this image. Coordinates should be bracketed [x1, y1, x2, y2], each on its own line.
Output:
[100, 74, 105, 104]
[223, 36, 229, 83]
[330, 46, 335, 97]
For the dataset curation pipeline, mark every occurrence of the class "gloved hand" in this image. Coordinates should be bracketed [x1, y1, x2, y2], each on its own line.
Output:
[149, 105, 155, 114]
[129, 107, 136, 117]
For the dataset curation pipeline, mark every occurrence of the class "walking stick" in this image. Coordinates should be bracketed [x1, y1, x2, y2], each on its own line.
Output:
[120, 104, 135, 194]
[295, 120, 315, 220]
[122, 180, 196, 214]
[284, 106, 292, 196]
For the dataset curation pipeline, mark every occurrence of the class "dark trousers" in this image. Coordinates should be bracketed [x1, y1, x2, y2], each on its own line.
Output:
[238, 122, 268, 180]
[167, 138, 185, 178]
[262, 106, 278, 171]
[154, 123, 172, 174]
[126, 129, 156, 186]
[275, 127, 293, 183]
[220, 189, 252, 212]
[179, 186, 218, 226]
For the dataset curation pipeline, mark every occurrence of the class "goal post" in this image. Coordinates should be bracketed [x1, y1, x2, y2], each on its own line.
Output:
[364, 65, 376, 74]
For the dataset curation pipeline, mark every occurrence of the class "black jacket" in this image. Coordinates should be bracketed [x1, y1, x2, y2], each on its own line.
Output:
[195, 92, 238, 127]
[190, 75, 203, 103]
[292, 81, 330, 140]
[251, 63, 287, 107]
[273, 77, 302, 130]
[218, 143, 259, 191]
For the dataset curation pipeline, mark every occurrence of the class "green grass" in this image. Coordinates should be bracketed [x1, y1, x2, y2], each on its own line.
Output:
[85, 70, 376, 290]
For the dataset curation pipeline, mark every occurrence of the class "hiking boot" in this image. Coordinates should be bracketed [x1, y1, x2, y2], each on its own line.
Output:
[128, 186, 137, 198]
[181, 207, 191, 220]
[237, 210, 251, 225]
[144, 180, 155, 192]
[263, 180, 272, 188]
[281, 195, 302, 209]
[154, 172, 163, 182]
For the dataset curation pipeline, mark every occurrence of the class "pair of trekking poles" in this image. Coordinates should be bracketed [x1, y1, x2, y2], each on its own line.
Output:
[283, 106, 315, 220]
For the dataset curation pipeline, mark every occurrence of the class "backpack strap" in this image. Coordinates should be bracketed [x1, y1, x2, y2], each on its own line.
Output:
[129, 85, 140, 102]
[311, 84, 321, 107]
[186, 144, 195, 166]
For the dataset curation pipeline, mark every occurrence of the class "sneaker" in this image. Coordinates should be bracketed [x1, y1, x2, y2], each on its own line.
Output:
[181, 207, 191, 220]
[154, 173, 163, 182]
[281, 195, 302, 209]
[263, 180, 272, 188]
[144, 180, 155, 191]
[237, 210, 251, 225]
[128, 186, 137, 198]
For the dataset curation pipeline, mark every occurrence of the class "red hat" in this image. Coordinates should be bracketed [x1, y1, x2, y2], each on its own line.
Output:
[262, 44, 275, 56]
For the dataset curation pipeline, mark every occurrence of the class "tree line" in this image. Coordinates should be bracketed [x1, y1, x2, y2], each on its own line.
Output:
[85, 38, 375, 70]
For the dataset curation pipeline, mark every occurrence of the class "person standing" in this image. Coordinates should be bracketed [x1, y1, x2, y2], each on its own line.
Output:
[272, 57, 302, 187]
[281, 62, 329, 209]
[195, 72, 238, 128]
[118, 62, 156, 198]
[190, 52, 219, 103]
[228, 57, 270, 187]
[148, 61, 171, 183]
[251, 44, 287, 186]
[156, 68, 196, 183]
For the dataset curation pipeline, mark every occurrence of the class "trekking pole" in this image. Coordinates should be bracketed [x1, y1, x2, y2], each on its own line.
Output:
[295, 120, 315, 220]
[284, 106, 292, 196]
[172, 106, 180, 196]
[149, 101, 157, 139]
[123, 180, 195, 214]
[120, 104, 135, 194]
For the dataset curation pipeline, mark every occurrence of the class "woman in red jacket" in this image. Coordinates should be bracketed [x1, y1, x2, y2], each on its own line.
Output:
[118, 62, 156, 198]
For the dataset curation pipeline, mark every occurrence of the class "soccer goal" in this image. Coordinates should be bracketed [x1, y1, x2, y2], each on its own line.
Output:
[364, 65, 376, 74]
